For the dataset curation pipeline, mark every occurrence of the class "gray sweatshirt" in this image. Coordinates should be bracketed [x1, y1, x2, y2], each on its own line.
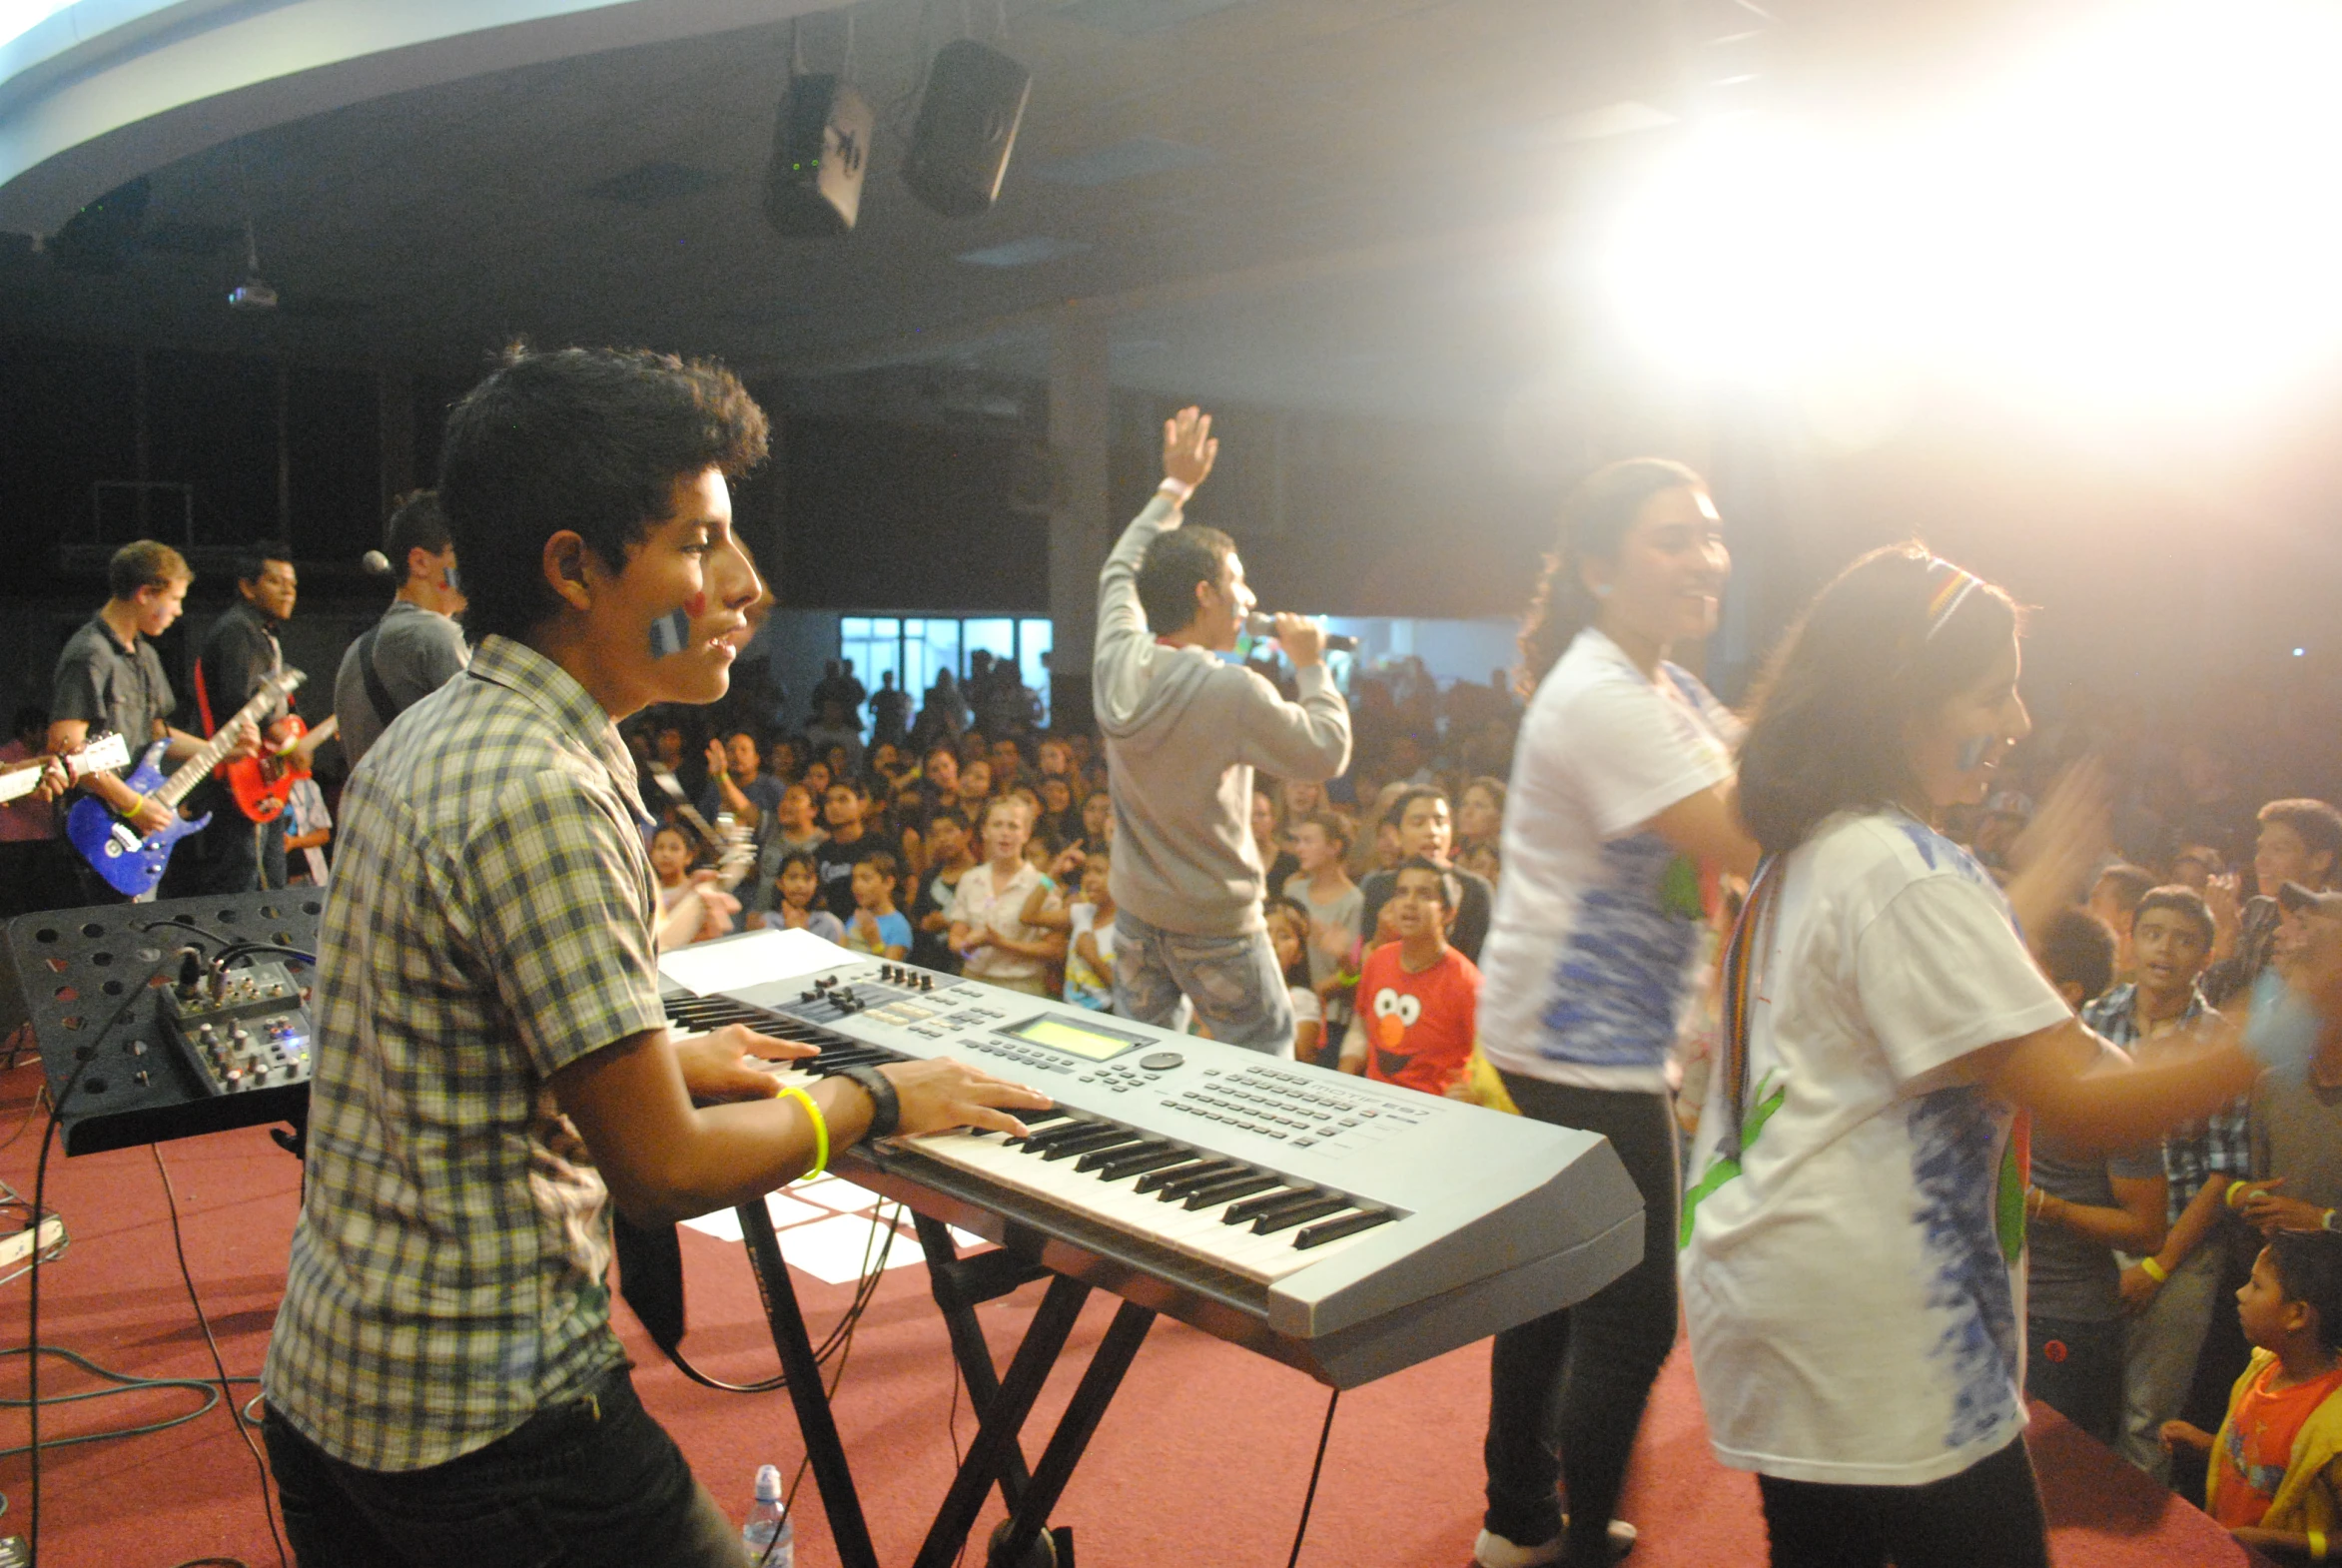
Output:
[1094, 494, 1351, 937]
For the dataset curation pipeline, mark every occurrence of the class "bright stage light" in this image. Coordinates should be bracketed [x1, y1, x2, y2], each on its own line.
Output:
[1598, 0, 2342, 417]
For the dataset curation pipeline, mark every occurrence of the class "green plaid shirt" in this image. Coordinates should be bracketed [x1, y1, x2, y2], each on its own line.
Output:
[264, 636, 666, 1471]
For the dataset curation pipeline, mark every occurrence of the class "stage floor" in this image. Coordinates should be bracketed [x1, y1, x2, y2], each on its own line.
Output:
[0, 1053, 2265, 1566]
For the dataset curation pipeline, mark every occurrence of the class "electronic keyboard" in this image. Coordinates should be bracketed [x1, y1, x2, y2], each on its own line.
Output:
[663, 949, 1641, 1389]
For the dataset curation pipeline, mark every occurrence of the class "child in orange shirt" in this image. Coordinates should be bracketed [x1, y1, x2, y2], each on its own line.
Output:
[2164, 1230, 2342, 1558]
[1338, 857, 1479, 1098]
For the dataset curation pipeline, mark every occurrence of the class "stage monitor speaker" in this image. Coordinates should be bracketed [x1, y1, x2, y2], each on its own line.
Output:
[902, 40, 1031, 219]
[763, 73, 873, 238]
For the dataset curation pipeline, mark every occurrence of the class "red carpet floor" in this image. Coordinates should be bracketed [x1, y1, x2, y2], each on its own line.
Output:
[0, 1052, 2266, 1567]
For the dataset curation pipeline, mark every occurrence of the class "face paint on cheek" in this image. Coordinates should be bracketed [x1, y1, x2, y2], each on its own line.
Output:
[442, 564, 461, 594]
[1955, 734, 1994, 772]
[648, 606, 693, 659]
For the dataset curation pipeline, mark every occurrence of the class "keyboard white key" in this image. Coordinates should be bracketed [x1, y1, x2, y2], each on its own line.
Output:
[897, 1125, 1383, 1282]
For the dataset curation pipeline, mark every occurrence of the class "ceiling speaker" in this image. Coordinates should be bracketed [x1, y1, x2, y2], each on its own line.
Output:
[764, 73, 873, 237]
[902, 40, 1032, 219]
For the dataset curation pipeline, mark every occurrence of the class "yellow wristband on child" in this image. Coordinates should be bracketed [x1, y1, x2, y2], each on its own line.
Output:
[2139, 1255, 2169, 1283]
[2310, 1527, 2327, 1561]
[2227, 1181, 2251, 1209]
[780, 1086, 829, 1181]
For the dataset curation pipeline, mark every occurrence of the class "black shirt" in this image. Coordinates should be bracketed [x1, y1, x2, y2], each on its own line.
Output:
[1357, 863, 1495, 966]
[813, 832, 885, 920]
[195, 600, 286, 732]
[51, 614, 173, 756]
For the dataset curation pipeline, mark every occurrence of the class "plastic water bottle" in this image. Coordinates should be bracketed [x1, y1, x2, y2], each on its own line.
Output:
[743, 1463, 793, 1567]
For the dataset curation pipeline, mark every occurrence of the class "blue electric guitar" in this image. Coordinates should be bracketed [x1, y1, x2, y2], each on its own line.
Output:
[67, 668, 306, 898]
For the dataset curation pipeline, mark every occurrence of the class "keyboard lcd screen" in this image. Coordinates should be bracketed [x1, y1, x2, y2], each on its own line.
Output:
[1004, 1016, 1141, 1062]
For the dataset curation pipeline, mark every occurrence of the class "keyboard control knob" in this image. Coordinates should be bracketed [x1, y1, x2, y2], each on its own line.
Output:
[1140, 1051, 1184, 1073]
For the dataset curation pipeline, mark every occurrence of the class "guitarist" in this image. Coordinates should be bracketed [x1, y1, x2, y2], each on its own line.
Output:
[45, 541, 257, 905]
[334, 489, 469, 770]
[181, 540, 305, 895]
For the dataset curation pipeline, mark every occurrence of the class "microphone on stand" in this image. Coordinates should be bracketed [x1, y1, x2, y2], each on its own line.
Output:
[1246, 611, 1357, 653]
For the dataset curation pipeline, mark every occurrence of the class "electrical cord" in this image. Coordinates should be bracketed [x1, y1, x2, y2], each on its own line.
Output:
[1284, 1387, 1340, 1568]
[26, 944, 185, 1564]
[0, 1346, 256, 1456]
[153, 1145, 291, 1568]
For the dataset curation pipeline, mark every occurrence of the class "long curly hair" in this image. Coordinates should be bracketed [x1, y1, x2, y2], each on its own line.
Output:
[1516, 457, 1709, 697]
[1737, 543, 2020, 857]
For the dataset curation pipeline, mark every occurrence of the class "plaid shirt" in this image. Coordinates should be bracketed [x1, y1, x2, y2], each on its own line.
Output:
[2081, 982, 2244, 1225]
[264, 637, 666, 1471]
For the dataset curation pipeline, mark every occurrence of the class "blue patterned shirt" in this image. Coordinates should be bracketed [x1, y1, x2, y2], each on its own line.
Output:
[2081, 983, 2242, 1224]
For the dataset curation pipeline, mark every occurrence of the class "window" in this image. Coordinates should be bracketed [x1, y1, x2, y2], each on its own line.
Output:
[838, 615, 1053, 724]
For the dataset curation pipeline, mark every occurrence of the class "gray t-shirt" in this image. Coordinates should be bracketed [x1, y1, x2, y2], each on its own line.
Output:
[1282, 873, 1363, 988]
[52, 614, 173, 756]
[2030, 1130, 2163, 1323]
[335, 600, 469, 768]
[2251, 1071, 2342, 1211]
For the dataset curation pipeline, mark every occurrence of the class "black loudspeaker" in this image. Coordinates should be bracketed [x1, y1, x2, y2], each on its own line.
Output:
[763, 73, 873, 237]
[902, 40, 1031, 219]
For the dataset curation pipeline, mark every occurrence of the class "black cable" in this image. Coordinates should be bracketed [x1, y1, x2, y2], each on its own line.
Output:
[152, 1145, 290, 1568]
[1284, 1387, 1340, 1568]
[27, 944, 184, 1565]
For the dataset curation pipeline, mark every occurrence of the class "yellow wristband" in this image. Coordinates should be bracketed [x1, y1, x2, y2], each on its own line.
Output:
[2311, 1527, 2327, 1560]
[2139, 1255, 2169, 1283]
[780, 1086, 829, 1181]
[2227, 1181, 2250, 1209]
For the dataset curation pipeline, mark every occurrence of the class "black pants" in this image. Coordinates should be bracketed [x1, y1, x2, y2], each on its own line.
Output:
[2024, 1314, 2122, 1447]
[1483, 1078, 1679, 1564]
[1756, 1434, 2051, 1568]
[262, 1365, 741, 1568]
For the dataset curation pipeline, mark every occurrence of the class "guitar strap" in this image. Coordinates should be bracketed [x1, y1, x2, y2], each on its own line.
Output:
[357, 623, 404, 728]
[193, 658, 217, 737]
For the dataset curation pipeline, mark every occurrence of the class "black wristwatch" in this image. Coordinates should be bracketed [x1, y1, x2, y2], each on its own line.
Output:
[837, 1064, 900, 1141]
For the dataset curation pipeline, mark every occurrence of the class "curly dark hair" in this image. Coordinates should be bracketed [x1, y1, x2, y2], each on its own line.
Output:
[1737, 543, 2020, 857]
[439, 344, 769, 643]
[1516, 457, 1708, 696]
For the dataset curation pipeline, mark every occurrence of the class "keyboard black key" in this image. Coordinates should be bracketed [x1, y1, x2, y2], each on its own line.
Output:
[1134, 1160, 1226, 1194]
[1150, 1161, 1245, 1197]
[1254, 1194, 1354, 1234]
[1222, 1186, 1314, 1224]
[1038, 1128, 1135, 1163]
[1094, 1147, 1190, 1181]
[1019, 1119, 1105, 1152]
[1075, 1137, 1169, 1173]
[1182, 1173, 1279, 1210]
[1294, 1207, 1394, 1249]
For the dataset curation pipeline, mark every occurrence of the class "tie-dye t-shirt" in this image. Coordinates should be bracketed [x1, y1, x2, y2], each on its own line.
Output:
[1478, 628, 1739, 1093]
[1678, 811, 2072, 1485]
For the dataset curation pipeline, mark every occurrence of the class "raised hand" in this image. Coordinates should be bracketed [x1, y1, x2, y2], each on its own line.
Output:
[1162, 405, 1218, 494]
[880, 1057, 1052, 1139]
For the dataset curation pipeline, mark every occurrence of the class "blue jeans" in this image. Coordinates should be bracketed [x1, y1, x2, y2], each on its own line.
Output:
[1112, 907, 1293, 1053]
[262, 1365, 744, 1568]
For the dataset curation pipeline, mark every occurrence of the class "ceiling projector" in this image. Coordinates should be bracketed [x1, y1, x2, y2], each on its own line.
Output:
[228, 278, 278, 311]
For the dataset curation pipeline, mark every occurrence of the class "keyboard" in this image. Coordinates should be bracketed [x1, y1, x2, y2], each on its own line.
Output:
[663, 954, 1642, 1389]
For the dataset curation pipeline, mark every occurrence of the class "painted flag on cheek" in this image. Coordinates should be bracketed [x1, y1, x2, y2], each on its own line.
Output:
[648, 606, 693, 658]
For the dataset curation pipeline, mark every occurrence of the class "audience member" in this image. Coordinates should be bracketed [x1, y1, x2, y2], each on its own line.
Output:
[2090, 862, 2158, 988]
[1265, 897, 1326, 1063]
[909, 808, 975, 974]
[1063, 850, 1119, 1012]
[813, 779, 881, 921]
[948, 798, 1064, 997]
[2083, 886, 2238, 1481]
[1359, 787, 1494, 963]
[2232, 885, 2342, 1243]
[1339, 857, 1477, 1092]
[753, 850, 844, 941]
[1282, 812, 1362, 991]
[2205, 800, 2342, 1008]
[702, 727, 784, 832]
[285, 774, 334, 886]
[0, 705, 57, 917]
[2026, 905, 2169, 1445]
[1252, 785, 1300, 895]
[870, 669, 912, 747]
[843, 852, 912, 961]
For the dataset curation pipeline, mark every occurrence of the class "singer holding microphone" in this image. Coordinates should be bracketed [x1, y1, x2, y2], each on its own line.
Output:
[335, 491, 469, 769]
[1094, 406, 1351, 1053]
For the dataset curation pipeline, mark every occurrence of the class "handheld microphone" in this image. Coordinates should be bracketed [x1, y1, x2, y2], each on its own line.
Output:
[1245, 612, 1357, 653]
[360, 549, 392, 576]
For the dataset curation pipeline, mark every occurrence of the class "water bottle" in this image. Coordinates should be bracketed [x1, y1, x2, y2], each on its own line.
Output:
[743, 1463, 792, 1567]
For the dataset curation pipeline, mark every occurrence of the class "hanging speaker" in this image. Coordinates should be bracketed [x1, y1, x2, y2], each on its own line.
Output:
[763, 73, 873, 237]
[902, 40, 1031, 219]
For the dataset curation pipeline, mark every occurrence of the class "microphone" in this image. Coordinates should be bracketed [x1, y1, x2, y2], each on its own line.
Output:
[1246, 612, 1356, 653]
[360, 549, 393, 577]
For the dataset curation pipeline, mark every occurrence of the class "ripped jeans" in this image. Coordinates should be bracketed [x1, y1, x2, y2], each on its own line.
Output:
[1112, 908, 1294, 1054]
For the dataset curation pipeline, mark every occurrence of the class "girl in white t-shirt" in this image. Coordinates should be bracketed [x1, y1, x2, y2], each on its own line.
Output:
[1476, 460, 1759, 1568]
[1682, 544, 2261, 1567]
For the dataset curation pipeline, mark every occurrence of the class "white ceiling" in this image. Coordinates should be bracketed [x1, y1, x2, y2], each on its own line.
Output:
[0, 0, 2022, 419]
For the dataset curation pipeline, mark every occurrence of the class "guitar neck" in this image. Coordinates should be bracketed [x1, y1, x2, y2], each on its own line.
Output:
[156, 681, 295, 808]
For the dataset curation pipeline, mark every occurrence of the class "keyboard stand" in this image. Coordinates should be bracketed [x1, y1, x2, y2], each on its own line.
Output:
[715, 1198, 1159, 1568]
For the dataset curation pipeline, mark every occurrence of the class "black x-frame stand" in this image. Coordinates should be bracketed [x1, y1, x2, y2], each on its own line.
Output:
[728, 1199, 1158, 1568]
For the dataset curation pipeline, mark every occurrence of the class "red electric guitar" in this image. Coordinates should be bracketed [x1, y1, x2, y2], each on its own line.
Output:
[223, 714, 337, 823]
